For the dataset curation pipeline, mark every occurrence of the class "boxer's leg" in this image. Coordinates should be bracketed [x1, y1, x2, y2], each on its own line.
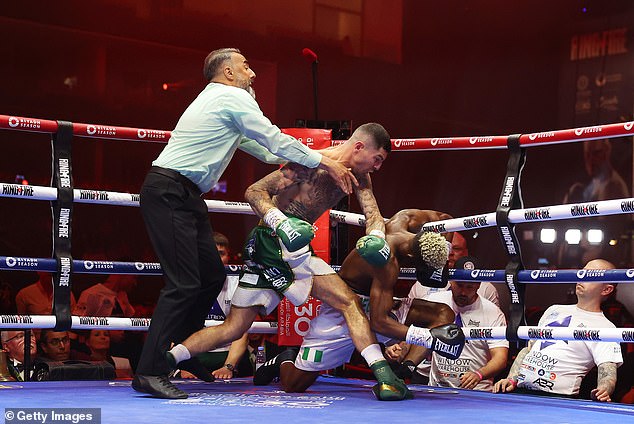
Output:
[311, 274, 377, 352]
[169, 306, 260, 363]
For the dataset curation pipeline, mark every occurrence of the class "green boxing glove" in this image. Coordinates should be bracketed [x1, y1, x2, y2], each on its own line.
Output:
[263, 208, 314, 252]
[356, 230, 391, 267]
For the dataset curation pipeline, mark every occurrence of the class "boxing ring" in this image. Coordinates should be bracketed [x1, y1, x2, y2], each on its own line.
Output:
[2, 115, 634, 422]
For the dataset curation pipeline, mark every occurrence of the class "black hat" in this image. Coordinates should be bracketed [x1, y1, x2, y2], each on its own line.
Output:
[454, 256, 481, 271]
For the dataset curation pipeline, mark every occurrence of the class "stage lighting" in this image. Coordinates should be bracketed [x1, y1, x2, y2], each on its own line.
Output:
[587, 229, 603, 244]
[540, 228, 556, 244]
[565, 229, 582, 245]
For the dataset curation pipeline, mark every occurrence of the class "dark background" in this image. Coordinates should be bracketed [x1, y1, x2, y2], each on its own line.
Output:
[1, 0, 632, 310]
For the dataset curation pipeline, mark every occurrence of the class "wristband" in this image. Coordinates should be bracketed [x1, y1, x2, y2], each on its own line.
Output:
[474, 370, 483, 380]
[369, 229, 386, 239]
[405, 325, 432, 347]
[263, 208, 287, 229]
[224, 363, 235, 373]
[509, 379, 518, 388]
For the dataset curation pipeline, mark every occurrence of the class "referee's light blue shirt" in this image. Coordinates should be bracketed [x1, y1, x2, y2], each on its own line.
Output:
[153, 82, 321, 193]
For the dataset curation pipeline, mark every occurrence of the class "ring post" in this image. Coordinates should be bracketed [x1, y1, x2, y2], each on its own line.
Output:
[496, 134, 527, 343]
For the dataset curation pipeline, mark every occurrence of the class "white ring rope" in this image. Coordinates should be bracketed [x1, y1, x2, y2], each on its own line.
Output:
[1, 315, 631, 343]
[0, 315, 277, 333]
[2, 182, 634, 231]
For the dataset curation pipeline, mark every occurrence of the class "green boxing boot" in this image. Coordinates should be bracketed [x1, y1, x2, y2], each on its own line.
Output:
[370, 360, 413, 401]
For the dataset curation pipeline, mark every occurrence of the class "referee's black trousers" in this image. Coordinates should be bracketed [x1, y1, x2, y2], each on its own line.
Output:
[136, 169, 226, 375]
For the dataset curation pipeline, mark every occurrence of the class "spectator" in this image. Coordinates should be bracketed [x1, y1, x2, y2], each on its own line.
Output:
[73, 273, 140, 371]
[559, 139, 630, 267]
[15, 272, 77, 315]
[494, 259, 623, 401]
[1, 330, 37, 381]
[424, 263, 509, 391]
[408, 233, 499, 306]
[73, 330, 115, 368]
[0, 279, 16, 314]
[37, 329, 70, 361]
[394, 256, 505, 385]
[185, 232, 251, 379]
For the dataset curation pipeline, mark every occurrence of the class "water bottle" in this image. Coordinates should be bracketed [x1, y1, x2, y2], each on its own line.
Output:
[255, 346, 266, 371]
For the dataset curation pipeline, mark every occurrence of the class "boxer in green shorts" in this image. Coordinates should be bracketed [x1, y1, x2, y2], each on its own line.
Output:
[168, 123, 414, 400]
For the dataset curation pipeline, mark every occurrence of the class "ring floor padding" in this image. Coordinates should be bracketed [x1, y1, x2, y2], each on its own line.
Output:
[1, 376, 633, 423]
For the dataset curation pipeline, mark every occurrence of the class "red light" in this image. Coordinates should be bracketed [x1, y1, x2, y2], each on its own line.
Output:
[162, 83, 168, 91]
[22, 179, 29, 185]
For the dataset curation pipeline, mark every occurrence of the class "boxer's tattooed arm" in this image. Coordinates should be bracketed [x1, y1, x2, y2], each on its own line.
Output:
[245, 164, 305, 218]
[596, 362, 617, 395]
[355, 173, 385, 234]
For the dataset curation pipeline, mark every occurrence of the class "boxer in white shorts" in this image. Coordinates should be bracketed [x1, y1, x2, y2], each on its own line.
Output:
[255, 209, 466, 392]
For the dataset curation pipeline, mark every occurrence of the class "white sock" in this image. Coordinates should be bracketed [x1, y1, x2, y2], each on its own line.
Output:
[360, 344, 384, 367]
[169, 344, 191, 364]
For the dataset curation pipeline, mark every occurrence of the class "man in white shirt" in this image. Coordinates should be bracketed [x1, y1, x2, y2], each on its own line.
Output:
[408, 232, 500, 306]
[494, 259, 623, 401]
[425, 267, 508, 391]
[392, 256, 506, 386]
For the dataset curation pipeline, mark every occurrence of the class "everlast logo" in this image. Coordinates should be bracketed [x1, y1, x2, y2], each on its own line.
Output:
[500, 226, 517, 255]
[130, 318, 151, 327]
[500, 176, 515, 207]
[79, 190, 109, 201]
[570, 204, 599, 216]
[278, 221, 301, 243]
[463, 215, 488, 229]
[573, 329, 601, 341]
[524, 208, 551, 220]
[434, 340, 460, 358]
[59, 257, 71, 286]
[622, 331, 634, 342]
[58, 158, 71, 188]
[2, 184, 34, 197]
[470, 328, 493, 339]
[423, 222, 447, 233]
[1, 315, 33, 324]
[528, 328, 553, 339]
[79, 317, 110, 326]
[58, 208, 70, 238]
[621, 200, 634, 213]
[378, 244, 391, 260]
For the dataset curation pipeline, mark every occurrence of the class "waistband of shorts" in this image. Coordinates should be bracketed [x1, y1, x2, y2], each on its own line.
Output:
[149, 166, 202, 197]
